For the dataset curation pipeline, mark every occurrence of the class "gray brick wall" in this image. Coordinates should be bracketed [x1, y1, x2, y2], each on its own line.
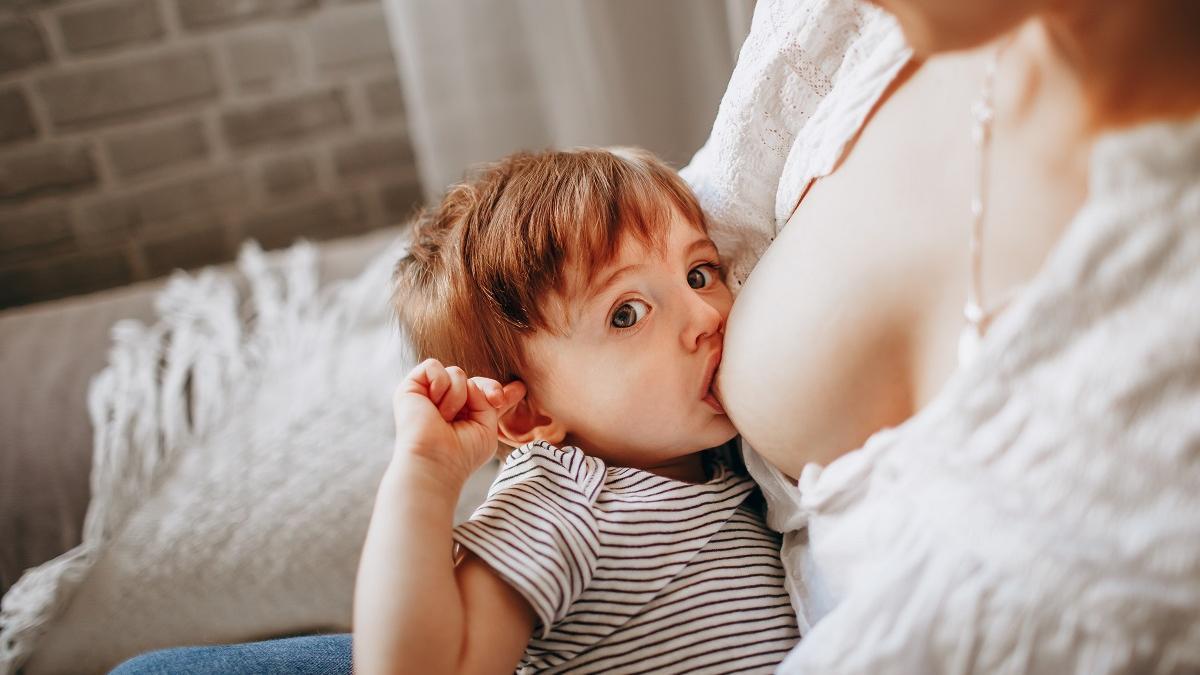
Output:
[0, 0, 421, 308]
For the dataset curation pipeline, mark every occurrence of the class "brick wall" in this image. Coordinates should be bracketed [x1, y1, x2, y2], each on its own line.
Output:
[0, 0, 421, 308]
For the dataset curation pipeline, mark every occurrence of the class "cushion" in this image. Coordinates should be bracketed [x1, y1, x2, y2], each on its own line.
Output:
[0, 234, 498, 675]
[0, 227, 398, 600]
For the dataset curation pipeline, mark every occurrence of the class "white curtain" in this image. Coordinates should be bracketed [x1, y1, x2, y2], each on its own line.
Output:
[381, 0, 755, 200]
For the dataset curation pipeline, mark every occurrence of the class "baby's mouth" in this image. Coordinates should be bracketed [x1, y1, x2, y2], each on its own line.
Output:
[702, 389, 725, 414]
[700, 349, 725, 414]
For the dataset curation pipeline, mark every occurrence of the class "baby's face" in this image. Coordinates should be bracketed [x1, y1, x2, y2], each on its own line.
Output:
[522, 209, 737, 469]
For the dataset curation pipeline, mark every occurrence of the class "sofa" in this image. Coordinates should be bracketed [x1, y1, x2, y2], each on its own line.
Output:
[1, 226, 501, 674]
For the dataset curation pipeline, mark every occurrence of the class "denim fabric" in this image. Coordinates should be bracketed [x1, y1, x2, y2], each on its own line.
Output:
[109, 634, 352, 675]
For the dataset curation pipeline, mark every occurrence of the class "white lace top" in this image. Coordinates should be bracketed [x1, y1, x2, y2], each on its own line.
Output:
[681, 0, 1200, 672]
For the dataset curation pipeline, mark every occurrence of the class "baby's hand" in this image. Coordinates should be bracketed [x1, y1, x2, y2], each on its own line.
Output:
[391, 358, 524, 486]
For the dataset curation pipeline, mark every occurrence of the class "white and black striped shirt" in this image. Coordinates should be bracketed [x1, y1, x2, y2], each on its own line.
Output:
[453, 441, 800, 674]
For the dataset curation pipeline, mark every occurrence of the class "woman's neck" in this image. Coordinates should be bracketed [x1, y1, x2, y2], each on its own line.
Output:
[991, 20, 1094, 182]
[1038, 0, 1200, 130]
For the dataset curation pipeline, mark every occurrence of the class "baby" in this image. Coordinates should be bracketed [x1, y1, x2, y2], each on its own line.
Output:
[353, 148, 799, 674]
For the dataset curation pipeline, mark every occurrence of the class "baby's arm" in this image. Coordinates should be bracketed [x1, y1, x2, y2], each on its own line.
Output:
[353, 359, 535, 675]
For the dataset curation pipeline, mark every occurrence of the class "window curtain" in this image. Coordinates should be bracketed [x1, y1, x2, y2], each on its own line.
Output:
[381, 0, 756, 200]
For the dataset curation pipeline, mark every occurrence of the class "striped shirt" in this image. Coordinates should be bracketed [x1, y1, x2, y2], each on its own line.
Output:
[452, 441, 800, 674]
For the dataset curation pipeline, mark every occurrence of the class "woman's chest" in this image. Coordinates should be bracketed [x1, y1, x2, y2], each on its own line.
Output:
[721, 53, 1086, 473]
[788, 52, 1085, 394]
[779, 58, 981, 408]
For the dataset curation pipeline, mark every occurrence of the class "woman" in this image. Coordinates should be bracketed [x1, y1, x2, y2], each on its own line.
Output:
[699, 0, 1200, 671]
[115, 0, 1200, 671]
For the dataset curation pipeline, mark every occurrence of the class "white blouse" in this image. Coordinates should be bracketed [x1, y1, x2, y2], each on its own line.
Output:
[681, 0, 1200, 672]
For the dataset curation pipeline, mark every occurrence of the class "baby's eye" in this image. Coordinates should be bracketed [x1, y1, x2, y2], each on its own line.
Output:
[610, 299, 649, 329]
[687, 264, 719, 289]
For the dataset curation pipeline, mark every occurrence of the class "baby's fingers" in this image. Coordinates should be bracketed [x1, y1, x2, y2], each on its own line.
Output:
[469, 377, 505, 408]
[462, 378, 499, 426]
[403, 358, 451, 401]
[437, 366, 469, 422]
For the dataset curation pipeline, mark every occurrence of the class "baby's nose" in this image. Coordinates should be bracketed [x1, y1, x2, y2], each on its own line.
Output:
[684, 302, 724, 350]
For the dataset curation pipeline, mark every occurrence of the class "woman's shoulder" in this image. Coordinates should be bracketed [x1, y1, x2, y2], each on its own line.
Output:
[682, 0, 906, 290]
[749, 0, 886, 47]
[732, 0, 900, 113]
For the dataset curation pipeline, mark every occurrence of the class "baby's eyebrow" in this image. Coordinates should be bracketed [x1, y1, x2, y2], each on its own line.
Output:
[685, 237, 719, 257]
[585, 263, 639, 304]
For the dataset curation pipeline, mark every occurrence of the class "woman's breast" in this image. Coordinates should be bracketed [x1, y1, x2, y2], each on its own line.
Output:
[716, 195, 939, 479]
[716, 57, 981, 478]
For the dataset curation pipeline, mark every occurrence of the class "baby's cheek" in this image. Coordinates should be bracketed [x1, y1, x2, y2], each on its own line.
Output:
[626, 396, 683, 431]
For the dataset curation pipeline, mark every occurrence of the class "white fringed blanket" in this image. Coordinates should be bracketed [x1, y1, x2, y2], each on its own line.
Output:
[0, 236, 495, 674]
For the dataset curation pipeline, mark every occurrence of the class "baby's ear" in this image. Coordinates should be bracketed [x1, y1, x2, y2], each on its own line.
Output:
[497, 388, 566, 448]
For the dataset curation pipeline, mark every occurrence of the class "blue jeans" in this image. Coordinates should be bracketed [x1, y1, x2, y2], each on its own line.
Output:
[109, 634, 352, 675]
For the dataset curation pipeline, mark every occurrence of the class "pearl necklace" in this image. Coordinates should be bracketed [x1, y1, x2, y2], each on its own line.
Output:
[957, 44, 1006, 367]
